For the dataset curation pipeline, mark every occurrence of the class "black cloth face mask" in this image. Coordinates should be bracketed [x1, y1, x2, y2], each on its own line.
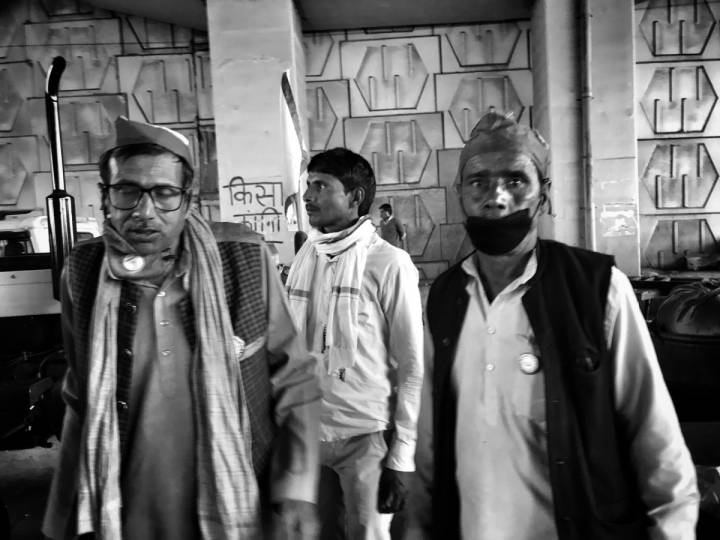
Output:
[464, 207, 536, 255]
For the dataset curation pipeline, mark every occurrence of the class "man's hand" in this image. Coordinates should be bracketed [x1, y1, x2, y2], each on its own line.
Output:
[377, 468, 413, 513]
[271, 499, 319, 540]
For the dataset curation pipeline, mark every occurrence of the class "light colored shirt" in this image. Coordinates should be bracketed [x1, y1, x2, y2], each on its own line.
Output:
[303, 235, 423, 471]
[45, 240, 320, 540]
[122, 272, 199, 540]
[412, 251, 699, 540]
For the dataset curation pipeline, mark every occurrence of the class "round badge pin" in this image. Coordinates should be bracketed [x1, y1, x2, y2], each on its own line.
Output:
[122, 254, 145, 273]
[518, 353, 540, 375]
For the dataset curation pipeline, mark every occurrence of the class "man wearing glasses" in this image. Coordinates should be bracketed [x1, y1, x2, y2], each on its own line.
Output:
[43, 117, 320, 540]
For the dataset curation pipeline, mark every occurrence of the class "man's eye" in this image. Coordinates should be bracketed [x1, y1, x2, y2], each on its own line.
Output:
[115, 185, 138, 194]
[154, 186, 179, 197]
[507, 177, 526, 187]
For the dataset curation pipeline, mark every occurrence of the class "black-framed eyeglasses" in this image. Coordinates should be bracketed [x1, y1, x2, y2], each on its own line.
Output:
[100, 183, 188, 212]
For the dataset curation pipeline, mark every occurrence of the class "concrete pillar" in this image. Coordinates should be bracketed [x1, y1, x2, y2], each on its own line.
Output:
[532, 0, 639, 275]
[586, 0, 640, 275]
[531, 0, 583, 249]
[206, 0, 306, 261]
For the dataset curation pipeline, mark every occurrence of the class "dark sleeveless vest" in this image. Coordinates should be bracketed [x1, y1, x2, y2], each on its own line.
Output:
[65, 230, 275, 486]
[426, 240, 650, 540]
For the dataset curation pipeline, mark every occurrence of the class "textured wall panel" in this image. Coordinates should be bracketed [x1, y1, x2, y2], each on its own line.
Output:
[0, 5, 27, 61]
[636, 0, 720, 62]
[121, 16, 193, 53]
[344, 112, 441, 188]
[304, 31, 344, 80]
[638, 139, 720, 213]
[117, 54, 196, 124]
[341, 36, 440, 116]
[307, 80, 349, 151]
[0, 62, 36, 132]
[0, 1, 217, 218]
[641, 214, 720, 268]
[436, 21, 530, 72]
[195, 51, 213, 121]
[26, 93, 127, 167]
[345, 28, 433, 41]
[635, 1, 720, 270]
[0, 137, 42, 205]
[636, 62, 720, 138]
[437, 70, 533, 147]
[25, 19, 121, 92]
[373, 187, 446, 258]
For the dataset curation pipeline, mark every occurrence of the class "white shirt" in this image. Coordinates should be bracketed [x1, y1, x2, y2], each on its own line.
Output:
[412, 251, 699, 539]
[305, 235, 424, 471]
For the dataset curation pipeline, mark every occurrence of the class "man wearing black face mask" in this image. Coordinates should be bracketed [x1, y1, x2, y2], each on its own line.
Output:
[408, 112, 698, 540]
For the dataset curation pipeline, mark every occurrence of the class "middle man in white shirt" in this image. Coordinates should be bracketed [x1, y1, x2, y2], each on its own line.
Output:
[286, 147, 424, 540]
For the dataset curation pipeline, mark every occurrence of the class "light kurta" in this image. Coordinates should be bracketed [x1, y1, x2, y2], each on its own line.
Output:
[304, 236, 424, 471]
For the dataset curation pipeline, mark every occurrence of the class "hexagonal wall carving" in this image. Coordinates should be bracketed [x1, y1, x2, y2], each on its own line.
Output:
[449, 75, 524, 141]
[304, 33, 335, 77]
[642, 142, 718, 209]
[639, 0, 715, 56]
[354, 43, 429, 110]
[445, 22, 521, 67]
[307, 86, 337, 151]
[359, 120, 431, 185]
[640, 66, 717, 133]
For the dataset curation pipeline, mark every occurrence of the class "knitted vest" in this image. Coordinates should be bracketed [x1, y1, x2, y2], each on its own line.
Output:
[65, 232, 275, 486]
[426, 240, 649, 540]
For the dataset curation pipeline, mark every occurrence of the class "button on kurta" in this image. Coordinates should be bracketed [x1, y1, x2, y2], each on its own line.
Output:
[157, 290, 166, 297]
[161, 349, 171, 356]
[159, 320, 170, 327]
[487, 326, 496, 334]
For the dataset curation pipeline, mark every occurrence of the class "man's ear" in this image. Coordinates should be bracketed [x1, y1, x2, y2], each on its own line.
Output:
[352, 187, 366, 210]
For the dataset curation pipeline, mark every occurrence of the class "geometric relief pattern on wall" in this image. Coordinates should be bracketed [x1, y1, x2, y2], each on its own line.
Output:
[373, 187, 446, 258]
[345, 113, 442, 188]
[359, 119, 431, 185]
[27, 94, 127, 166]
[354, 43, 429, 111]
[38, 0, 94, 18]
[0, 62, 34, 132]
[642, 142, 718, 209]
[643, 216, 718, 268]
[639, 0, 715, 57]
[639, 66, 717, 134]
[307, 86, 337, 151]
[307, 80, 349, 152]
[448, 75, 524, 141]
[118, 54, 196, 124]
[0, 137, 40, 205]
[444, 22, 521, 67]
[123, 16, 192, 51]
[25, 19, 121, 91]
[304, 33, 335, 77]
[0, 6, 24, 60]
[195, 51, 213, 120]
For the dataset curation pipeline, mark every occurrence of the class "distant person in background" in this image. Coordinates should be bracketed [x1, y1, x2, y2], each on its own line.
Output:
[378, 204, 407, 251]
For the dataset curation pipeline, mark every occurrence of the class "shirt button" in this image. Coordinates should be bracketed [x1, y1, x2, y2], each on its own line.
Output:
[117, 400, 128, 410]
[124, 302, 137, 313]
[161, 349, 171, 356]
[441, 337, 451, 346]
[486, 363, 495, 371]
[487, 327, 496, 334]
[122, 348, 133, 358]
[157, 290, 166, 298]
[159, 320, 170, 327]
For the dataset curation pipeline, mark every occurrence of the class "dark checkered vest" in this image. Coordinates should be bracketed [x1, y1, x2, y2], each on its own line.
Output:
[65, 230, 275, 490]
[427, 240, 650, 540]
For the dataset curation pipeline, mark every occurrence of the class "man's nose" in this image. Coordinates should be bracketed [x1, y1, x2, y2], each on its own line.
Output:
[484, 179, 510, 207]
[303, 188, 312, 202]
[135, 191, 157, 218]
